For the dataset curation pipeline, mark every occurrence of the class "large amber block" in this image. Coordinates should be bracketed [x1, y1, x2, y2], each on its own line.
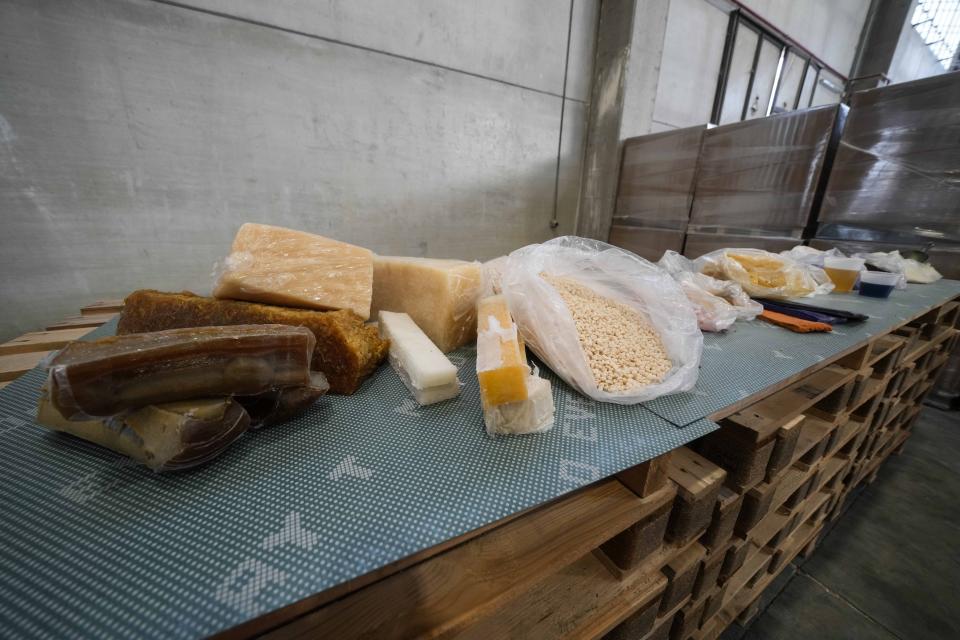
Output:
[213, 223, 374, 319]
[117, 290, 388, 394]
[371, 256, 482, 352]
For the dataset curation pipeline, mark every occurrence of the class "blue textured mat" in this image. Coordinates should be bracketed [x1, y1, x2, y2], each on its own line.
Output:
[642, 280, 960, 426]
[0, 322, 714, 640]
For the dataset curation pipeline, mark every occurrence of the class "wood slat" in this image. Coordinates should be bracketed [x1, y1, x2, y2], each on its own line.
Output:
[0, 327, 94, 356]
[46, 312, 117, 331]
[0, 351, 51, 382]
[80, 299, 125, 316]
[262, 479, 658, 640]
[452, 553, 666, 640]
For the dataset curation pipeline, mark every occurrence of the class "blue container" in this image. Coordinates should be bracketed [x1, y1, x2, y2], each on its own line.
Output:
[859, 281, 894, 298]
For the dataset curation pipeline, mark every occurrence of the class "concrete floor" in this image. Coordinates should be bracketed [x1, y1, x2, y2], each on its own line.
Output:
[722, 406, 960, 640]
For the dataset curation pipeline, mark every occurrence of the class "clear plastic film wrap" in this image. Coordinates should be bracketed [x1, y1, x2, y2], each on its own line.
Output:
[818, 74, 960, 243]
[779, 245, 846, 268]
[481, 255, 508, 298]
[694, 248, 834, 299]
[36, 391, 252, 472]
[46, 325, 316, 419]
[613, 125, 707, 229]
[213, 223, 375, 319]
[689, 105, 845, 236]
[501, 237, 702, 404]
[657, 251, 761, 331]
[117, 290, 388, 395]
[851, 250, 942, 285]
[370, 256, 482, 353]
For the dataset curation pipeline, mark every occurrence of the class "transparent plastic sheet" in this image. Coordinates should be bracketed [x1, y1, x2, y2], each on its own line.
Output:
[370, 256, 482, 353]
[36, 391, 252, 472]
[480, 255, 508, 298]
[818, 74, 960, 242]
[852, 250, 942, 285]
[213, 223, 375, 319]
[378, 311, 462, 406]
[694, 248, 834, 299]
[690, 106, 842, 233]
[779, 245, 846, 268]
[501, 237, 702, 404]
[46, 325, 316, 419]
[614, 125, 707, 227]
[657, 251, 761, 331]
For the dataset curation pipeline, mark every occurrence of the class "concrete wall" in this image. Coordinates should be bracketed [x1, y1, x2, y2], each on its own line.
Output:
[887, 2, 947, 84]
[0, 0, 598, 340]
[647, 0, 871, 130]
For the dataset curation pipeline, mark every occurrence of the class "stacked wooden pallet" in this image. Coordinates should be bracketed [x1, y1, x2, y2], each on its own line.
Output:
[675, 300, 960, 640]
[1, 296, 956, 639]
[0, 300, 123, 387]
[248, 300, 958, 640]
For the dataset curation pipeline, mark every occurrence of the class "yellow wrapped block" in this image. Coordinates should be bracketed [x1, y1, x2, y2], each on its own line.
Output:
[476, 295, 529, 406]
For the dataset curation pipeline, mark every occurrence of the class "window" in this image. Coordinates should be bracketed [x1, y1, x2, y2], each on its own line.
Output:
[911, 0, 960, 69]
[710, 10, 840, 124]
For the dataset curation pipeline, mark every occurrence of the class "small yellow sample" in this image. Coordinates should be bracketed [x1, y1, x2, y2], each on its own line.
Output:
[476, 295, 529, 406]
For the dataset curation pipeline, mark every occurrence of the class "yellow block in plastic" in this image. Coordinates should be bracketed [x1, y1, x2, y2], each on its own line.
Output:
[476, 295, 529, 407]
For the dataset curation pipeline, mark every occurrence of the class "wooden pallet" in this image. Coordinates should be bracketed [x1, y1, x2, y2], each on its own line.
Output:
[0, 302, 123, 384]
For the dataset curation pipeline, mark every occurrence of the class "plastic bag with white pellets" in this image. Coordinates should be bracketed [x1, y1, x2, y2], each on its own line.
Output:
[500, 236, 702, 404]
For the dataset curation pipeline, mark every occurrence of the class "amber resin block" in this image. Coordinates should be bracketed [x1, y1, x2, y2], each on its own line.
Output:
[47, 324, 315, 418]
[213, 223, 374, 319]
[117, 290, 389, 394]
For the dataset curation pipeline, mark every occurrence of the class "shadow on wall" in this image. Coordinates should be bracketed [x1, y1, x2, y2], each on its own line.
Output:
[0, 0, 582, 341]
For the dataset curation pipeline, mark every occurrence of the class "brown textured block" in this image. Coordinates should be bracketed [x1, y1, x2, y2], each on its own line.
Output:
[660, 543, 706, 613]
[719, 538, 748, 584]
[692, 545, 726, 600]
[670, 596, 707, 640]
[666, 448, 726, 543]
[701, 487, 742, 550]
[765, 416, 804, 481]
[603, 589, 664, 640]
[702, 581, 728, 625]
[698, 426, 775, 492]
[736, 482, 775, 536]
[599, 490, 674, 571]
[117, 290, 388, 394]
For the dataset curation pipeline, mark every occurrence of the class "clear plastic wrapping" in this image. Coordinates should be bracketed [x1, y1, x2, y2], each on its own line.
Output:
[614, 125, 707, 229]
[47, 325, 316, 419]
[378, 311, 461, 406]
[657, 251, 761, 331]
[213, 223, 375, 319]
[851, 250, 942, 285]
[818, 74, 960, 243]
[694, 248, 834, 299]
[689, 105, 845, 236]
[36, 392, 251, 472]
[370, 256, 482, 353]
[117, 290, 388, 395]
[501, 237, 702, 404]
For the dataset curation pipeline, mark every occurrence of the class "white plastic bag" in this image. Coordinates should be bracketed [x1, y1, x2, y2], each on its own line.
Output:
[657, 251, 761, 330]
[779, 245, 845, 268]
[500, 237, 702, 404]
[853, 250, 941, 286]
[694, 248, 834, 298]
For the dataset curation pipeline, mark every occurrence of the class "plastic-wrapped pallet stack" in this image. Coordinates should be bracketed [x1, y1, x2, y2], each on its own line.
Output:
[608, 126, 707, 261]
[683, 105, 846, 258]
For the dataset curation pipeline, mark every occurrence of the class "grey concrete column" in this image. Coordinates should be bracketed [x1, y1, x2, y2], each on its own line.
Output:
[576, 0, 671, 241]
[848, 0, 914, 92]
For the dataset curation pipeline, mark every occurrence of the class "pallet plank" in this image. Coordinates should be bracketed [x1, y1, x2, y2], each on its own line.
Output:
[0, 327, 94, 356]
